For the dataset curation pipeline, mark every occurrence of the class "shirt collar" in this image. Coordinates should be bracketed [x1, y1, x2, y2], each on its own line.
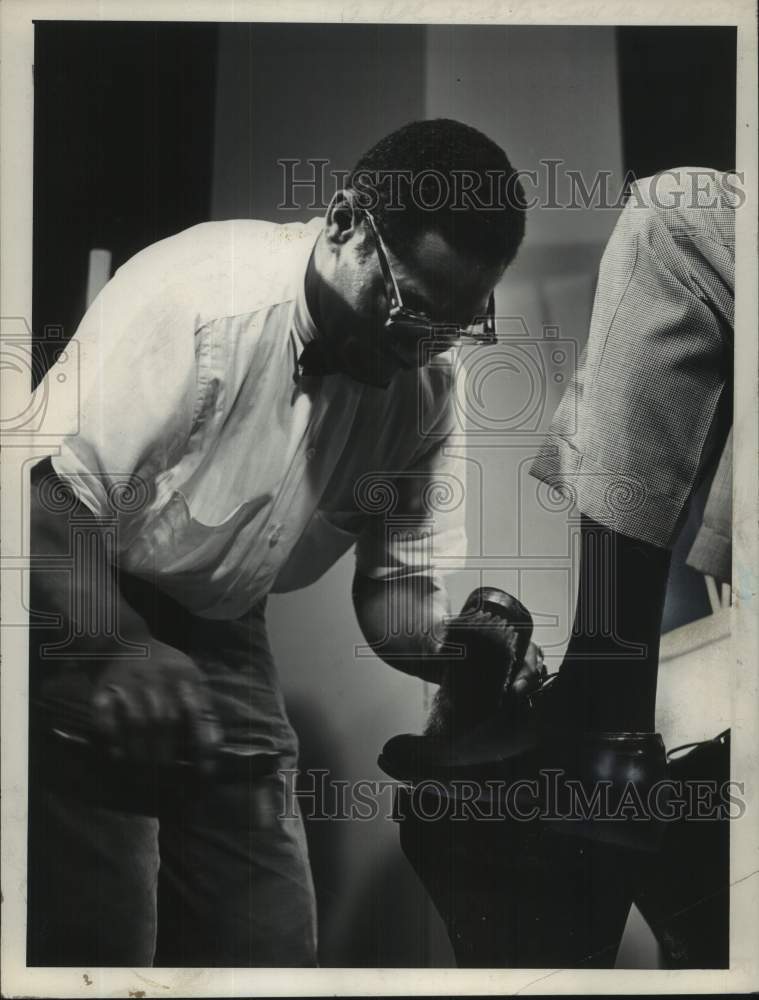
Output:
[291, 218, 322, 352]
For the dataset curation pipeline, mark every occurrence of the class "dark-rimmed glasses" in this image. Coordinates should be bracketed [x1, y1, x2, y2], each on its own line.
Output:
[363, 210, 497, 345]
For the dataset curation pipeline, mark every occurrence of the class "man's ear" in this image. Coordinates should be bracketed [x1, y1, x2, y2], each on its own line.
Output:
[324, 189, 360, 247]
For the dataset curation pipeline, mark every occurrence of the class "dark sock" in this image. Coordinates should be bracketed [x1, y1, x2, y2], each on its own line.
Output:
[553, 514, 672, 733]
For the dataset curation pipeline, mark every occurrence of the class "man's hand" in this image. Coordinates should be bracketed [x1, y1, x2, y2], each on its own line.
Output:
[91, 648, 223, 773]
[441, 606, 545, 703]
[426, 606, 546, 736]
[509, 640, 546, 703]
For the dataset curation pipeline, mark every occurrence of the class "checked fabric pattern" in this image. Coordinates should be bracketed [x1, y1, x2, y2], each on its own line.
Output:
[530, 168, 734, 578]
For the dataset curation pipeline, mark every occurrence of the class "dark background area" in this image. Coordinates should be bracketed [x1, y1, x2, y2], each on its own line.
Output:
[33, 23, 737, 365]
[32, 21, 736, 632]
[617, 26, 737, 178]
[32, 21, 219, 376]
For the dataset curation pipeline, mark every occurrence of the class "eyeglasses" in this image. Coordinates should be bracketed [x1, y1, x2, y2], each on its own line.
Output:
[363, 210, 497, 345]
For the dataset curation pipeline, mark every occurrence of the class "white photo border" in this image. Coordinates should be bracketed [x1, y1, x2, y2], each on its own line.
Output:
[2, 1, 757, 995]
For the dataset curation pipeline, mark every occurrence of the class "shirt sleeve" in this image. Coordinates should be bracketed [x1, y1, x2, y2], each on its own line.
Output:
[354, 384, 468, 581]
[42, 253, 202, 520]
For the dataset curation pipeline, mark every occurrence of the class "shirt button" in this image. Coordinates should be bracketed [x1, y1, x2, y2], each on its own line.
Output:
[306, 448, 316, 461]
[268, 524, 282, 547]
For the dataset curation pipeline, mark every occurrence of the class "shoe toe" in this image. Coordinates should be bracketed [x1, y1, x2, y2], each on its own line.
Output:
[378, 734, 435, 781]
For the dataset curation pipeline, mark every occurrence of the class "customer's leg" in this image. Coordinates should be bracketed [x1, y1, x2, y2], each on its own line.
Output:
[530, 180, 733, 736]
[550, 516, 672, 733]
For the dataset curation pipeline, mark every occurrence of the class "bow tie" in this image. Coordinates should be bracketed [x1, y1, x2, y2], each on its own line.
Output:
[295, 339, 340, 380]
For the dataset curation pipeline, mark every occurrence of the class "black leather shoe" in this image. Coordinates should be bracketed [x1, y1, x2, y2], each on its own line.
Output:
[379, 674, 670, 851]
[536, 729, 670, 851]
[379, 584, 670, 851]
[379, 669, 560, 785]
[380, 728, 668, 852]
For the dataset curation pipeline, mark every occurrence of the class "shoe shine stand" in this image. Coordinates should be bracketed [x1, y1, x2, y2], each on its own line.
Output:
[392, 783, 645, 969]
[379, 588, 646, 968]
[380, 593, 730, 969]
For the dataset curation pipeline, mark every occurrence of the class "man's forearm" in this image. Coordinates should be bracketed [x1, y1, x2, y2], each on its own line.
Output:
[352, 570, 452, 683]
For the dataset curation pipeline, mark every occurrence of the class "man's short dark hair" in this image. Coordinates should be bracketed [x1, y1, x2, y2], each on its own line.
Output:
[348, 118, 526, 269]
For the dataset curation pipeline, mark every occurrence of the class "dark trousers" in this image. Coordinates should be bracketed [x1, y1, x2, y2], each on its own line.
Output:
[27, 580, 317, 968]
[27, 734, 316, 967]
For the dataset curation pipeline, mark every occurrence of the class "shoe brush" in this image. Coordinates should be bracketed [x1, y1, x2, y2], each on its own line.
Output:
[424, 587, 533, 738]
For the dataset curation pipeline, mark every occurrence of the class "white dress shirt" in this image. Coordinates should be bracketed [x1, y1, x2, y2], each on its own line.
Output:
[43, 217, 467, 619]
